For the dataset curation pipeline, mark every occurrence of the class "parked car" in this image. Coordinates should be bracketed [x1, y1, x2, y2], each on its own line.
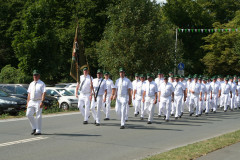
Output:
[66, 88, 80, 95]
[0, 90, 26, 115]
[45, 87, 78, 110]
[54, 83, 74, 88]
[0, 84, 58, 107]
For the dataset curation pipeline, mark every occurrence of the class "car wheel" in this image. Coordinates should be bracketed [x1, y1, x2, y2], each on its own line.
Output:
[60, 102, 69, 110]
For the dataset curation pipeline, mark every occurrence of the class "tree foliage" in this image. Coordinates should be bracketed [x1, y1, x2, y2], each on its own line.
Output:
[97, 0, 177, 80]
[201, 11, 240, 75]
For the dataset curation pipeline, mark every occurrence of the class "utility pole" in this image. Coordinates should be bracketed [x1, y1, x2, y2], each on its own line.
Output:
[174, 28, 178, 75]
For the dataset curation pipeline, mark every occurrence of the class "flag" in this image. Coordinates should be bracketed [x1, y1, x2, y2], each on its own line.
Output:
[70, 24, 88, 83]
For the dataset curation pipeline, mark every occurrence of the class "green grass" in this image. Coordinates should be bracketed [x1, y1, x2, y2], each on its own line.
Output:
[145, 130, 240, 160]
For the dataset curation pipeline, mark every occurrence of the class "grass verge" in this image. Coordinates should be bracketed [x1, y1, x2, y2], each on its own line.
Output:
[145, 130, 240, 160]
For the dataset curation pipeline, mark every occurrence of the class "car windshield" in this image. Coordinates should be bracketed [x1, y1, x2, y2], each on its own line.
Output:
[0, 86, 15, 93]
[0, 90, 8, 97]
[16, 86, 28, 94]
[56, 89, 73, 96]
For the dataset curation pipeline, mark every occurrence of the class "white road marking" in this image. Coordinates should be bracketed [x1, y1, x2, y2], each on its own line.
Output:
[0, 137, 48, 147]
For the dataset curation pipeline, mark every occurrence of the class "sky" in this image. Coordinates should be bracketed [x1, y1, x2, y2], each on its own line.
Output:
[156, 0, 167, 3]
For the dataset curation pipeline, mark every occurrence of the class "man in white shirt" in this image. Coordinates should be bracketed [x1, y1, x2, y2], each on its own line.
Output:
[155, 70, 164, 117]
[102, 71, 115, 120]
[75, 67, 93, 124]
[133, 74, 145, 119]
[172, 75, 186, 119]
[202, 78, 212, 115]
[220, 77, 232, 112]
[158, 76, 174, 122]
[235, 80, 240, 109]
[229, 77, 237, 110]
[26, 70, 46, 135]
[91, 69, 107, 126]
[132, 73, 140, 116]
[185, 75, 192, 114]
[189, 74, 202, 117]
[114, 68, 132, 129]
[198, 77, 206, 115]
[142, 73, 158, 124]
[210, 76, 221, 113]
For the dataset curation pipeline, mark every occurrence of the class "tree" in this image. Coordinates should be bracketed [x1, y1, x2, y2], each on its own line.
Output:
[201, 11, 240, 75]
[96, 0, 177, 80]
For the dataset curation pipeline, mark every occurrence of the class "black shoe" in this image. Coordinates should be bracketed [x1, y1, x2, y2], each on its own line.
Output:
[96, 123, 100, 126]
[94, 121, 96, 124]
[137, 111, 139, 115]
[163, 116, 166, 120]
[120, 126, 125, 129]
[34, 132, 41, 136]
[158, 115, 161, 117]
[147, 121, 152, 124]
[135, 114, 137, 117]
[224, 110, 227, 112]
[179, 116, 182, 118]
[140, 117, 144, 120]
[189, 113, 193, 116]
[195, 115, 199, 117]
[234, 108, 237, 110]
[83, 121, 88, 124]
[104, 118, 110, 121]
[203, 109, 206, 113]
[210, 109, 213, 112]
[213, 111, 216, 113]
[31, 129, 36, 135]
[165, 119, 169, 122]
[125, 120, 128, 122]
[181, 112, 183, 116]
[205, 112, 208, 115]
[171, 114, 174, 116]
[175, 117, 178, 120]
[239, 107, 240, 109]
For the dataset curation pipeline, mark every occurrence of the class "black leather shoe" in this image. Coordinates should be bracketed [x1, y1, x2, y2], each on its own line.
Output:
[189, 113, 193, 116]
[195, 115, 199, 117]
[140, 117, 144, 120]
[158, 115, 161, 117]
[125, 120, 128, 122]
[104, 118, 110, 120]
[83, 121, 88, 124]
[31, 129, 36, 135]
[213, 111, 216, 113]
[181, 112, 183, 116]
[34, 133, 41, 136]
[224, 110, 227, 112]
[165, 119, 169, 122]
[175, 117, 178, 120]
[94, 121, 96, 124]
[120, 126, 125, 129]
[96, 123, 100, 126]
[135, 114, 137, 117]
[147, 121, 152, 124]
[163, 116, 166, 120]
[137, 111, 139, 115]
[171, 114, 174, 116]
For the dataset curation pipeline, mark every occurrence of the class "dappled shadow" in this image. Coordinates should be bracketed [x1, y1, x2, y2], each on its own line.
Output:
[41, 133, 101, 137]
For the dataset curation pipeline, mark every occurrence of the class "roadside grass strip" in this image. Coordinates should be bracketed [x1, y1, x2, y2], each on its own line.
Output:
[0, 137, 48, 147]
[145, 130, 240, 160]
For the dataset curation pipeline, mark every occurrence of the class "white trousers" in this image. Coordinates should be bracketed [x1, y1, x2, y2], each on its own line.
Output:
[231, 93, 236, 109]
[174, 95, 183, 117]
[144, 97, 155, 122]
[91, 95, 103, 123]
[102, 95, 111, 118]
[160, 96, 172, 120]
[78, 93, 91, 121]
[204, 94, 211, 113]
[189, 95, 199, 115]
[116, 96, 128, 126]
[26, 100, 42, 133]
[222, 94, 230, 110]
[210, 94, 218, 111]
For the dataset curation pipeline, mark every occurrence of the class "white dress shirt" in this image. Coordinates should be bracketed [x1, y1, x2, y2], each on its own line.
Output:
[172, 81, 185, 96]
[159, 82, 174, 97]
[115, 77, 132, 97]
[105, 79, 115, 95]
[143, 81, 158, 97]
[28, 80, 46, 101]
[79, 75, 93, 94]
[92, 78, 107, 96]
[221, 83, 232, 94]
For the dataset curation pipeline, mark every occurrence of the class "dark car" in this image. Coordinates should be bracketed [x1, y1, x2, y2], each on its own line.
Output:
[0, 84, 58, 107]
[0, 90, 27, 115]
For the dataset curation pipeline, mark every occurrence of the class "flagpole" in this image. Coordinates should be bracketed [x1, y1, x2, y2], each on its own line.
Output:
[174, 28, 178, 75]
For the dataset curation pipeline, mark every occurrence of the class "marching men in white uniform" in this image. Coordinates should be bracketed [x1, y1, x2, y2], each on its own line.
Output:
[220, 77, 232, 112]
[102, 71, 115, 120]
[133, 74, 146, 119]
[210, 76, 221, 113]
[114, 68, 132, 129]
[26, 70, 46, 135]
[142, 73, 158, 124]
[189, 74, 202, 116]
[132, 73, 140, 116]
[91, 69, 107, 126]
[158, 76, 174, 122]
[172, 75, 186, 119]
[76, 67, 93, 124]
[202, 78, 212, 115]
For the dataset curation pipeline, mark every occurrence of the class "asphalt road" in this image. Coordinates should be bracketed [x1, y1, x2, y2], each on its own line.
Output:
[1, 108, 240, 160]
